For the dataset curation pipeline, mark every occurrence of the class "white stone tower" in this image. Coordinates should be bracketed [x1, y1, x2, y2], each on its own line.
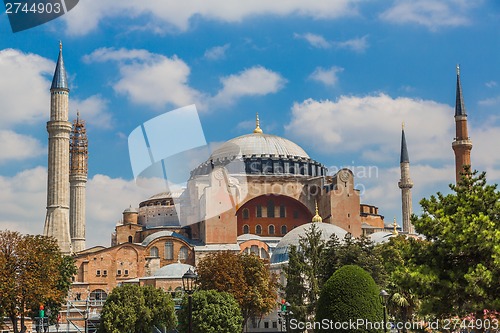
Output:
[69, 112, 88, 253]
[398, 124, 414, 234]
[43, 42, 72, 254]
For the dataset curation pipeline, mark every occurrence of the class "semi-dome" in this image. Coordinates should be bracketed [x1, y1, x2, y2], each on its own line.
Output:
[210, 133, 310, 160]
[153, 262, 195, 278]
[270, 222, 348, 264]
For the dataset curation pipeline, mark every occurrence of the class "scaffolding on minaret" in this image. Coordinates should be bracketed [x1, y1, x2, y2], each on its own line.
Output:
[69, 111, 88, 253]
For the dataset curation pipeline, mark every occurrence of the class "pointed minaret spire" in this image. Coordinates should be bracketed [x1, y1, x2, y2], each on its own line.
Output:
[455, 64, 466, 117]
[253, 113, 263, 134]
[400, 122, 409, 163]
[398, 123, 414, 234]
[51, 41, 68, 91]
[452, 65, 473, 184]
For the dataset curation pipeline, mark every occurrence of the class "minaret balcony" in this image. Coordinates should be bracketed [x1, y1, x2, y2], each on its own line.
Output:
[452, 139, 472, 148]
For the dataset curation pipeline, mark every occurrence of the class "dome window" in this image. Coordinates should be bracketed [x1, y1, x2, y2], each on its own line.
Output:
[179, 246, 188, 261]
[165, 242, 173, 260]
[150, 246, 159, 258]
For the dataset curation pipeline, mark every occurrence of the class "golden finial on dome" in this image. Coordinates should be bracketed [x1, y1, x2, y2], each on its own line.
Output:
[392, 217, 399, 235]
[253, 113, 263, 134]
[312, 201, 322, 223]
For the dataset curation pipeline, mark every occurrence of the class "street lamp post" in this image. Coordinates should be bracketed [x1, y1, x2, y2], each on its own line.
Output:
[379, 289, 389, 333]
[182, 268, 198, 333]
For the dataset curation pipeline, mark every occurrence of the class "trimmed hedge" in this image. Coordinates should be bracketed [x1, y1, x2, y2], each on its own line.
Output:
[315, 265, 384, 332]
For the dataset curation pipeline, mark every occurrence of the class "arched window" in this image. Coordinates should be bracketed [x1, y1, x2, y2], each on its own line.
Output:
[242, 208, 249, 219]
[179, 246, 188, 261]
[267, 200, 275, 218]
[256, 205, 262, 218]
[280, 205, 286, 218]
[165, 241, 173, 260]
[250, 245, 259, 255]
[243, 225, 249, 234]
[260, 248, 268, 259]
[281, 225, 287, 235]
[128, 236, 133, 243]
[255, 225, 262, 235]
[150, 246, 159, 257]
[268, 225, 275, 235]
[89, 289, 107, 301]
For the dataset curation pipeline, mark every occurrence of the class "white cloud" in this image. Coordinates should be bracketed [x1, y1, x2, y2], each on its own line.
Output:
[294, 32, 331, 49]
[380, 0, 478, 30]
[485, 81, 497, 88]
[478, 96, 500, 107]
[204, 44, 230, 61]
[211, 66, 287, 107]
[84, 48, 285, 110]
[308, 66, 344, 86]
[0, 167, 165, 247]
[85, 47, 203, 109]
[333, 35, 369, 53]
[0, 49, 53, 128]
[69, 95, 112, 129]
[0, 131, 44, 164]
[62, 0, 359, 36]
[285, 94, 454, 163]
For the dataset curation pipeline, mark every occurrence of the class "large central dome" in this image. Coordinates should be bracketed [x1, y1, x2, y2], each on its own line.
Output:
[210, 133, 310, 160]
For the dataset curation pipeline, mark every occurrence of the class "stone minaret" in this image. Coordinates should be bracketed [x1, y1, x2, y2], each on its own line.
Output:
[398, 124, 414, 234]
[44, 42, 72, 254]
[452, 64, 473, 184]
[69, 112, 88, 253]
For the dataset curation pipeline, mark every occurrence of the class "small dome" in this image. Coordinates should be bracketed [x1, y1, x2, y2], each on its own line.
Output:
[210, 133, 310, 161]
[123, 205, 138, 214]
[153, 263, 195, 278]
[271, 223, 348, 264]
[369, 231, 395, 244]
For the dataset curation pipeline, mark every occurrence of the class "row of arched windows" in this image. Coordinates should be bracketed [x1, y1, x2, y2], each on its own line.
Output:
[242, 224, 287, 235]
[149, 242, 189, 261]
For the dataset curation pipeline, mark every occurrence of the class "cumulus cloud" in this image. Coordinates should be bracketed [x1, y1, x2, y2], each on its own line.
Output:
[294, 32, 332, 49]
[0, 131, 45, 164]
[211, 66, 287, 107]
[84, 48, 286, 110]
[308, 66, 344, 86]
[0, 167, 164, 247]
[295, 33, 369, 52]
[485, 81, 497, 88]
[285, 94, 454, 163]
[0, 49, 53, 128]
[333, 35, 369, 53]
[380, 0, 478, 30]
[62, 0, 359, 36]
[204, 44, 230, 61]
[85, 47, 203, 109]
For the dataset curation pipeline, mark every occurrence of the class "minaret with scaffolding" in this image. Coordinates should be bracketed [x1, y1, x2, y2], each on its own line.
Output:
[69, 112, 88, 253]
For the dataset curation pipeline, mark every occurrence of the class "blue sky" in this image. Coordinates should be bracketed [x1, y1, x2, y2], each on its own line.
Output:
[1, 0, 500, 247]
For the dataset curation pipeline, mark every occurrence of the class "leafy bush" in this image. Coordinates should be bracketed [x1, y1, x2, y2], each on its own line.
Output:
[316, 265, 383, 332]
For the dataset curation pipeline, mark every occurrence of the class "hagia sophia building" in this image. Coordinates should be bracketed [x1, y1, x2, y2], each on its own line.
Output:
[43, 44, 472, 330]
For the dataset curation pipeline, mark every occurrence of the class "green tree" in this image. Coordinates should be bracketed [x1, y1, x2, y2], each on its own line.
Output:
[315, 265, 383, 333]
[285, 223, 325, 328]
[99, 284, 176, 333]
[178, 290, 243, 333]
[196, 252, 277, 330]
[322, 233, 387, 287]
[407, 170, 500, 328]
[376, 236, 419, 332]
[0, 231, 76, 333]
